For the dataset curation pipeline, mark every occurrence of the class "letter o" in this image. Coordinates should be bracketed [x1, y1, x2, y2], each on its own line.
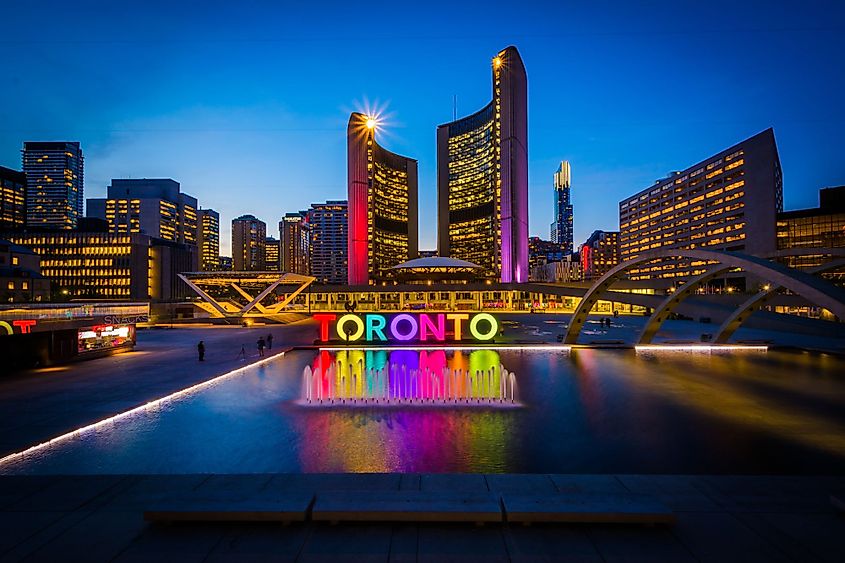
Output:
[0, 321, 12, 335]
[469, 313, 498, 341]
[336, 314, 364, 341]
[390, 314, 418, 341]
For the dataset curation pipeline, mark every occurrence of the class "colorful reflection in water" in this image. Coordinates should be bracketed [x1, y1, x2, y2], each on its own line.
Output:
[301, 349, 518, 406]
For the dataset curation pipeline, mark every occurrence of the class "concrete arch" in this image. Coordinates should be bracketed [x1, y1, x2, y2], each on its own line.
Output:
[563, 249, 845, 345]
[714, 257, 845, 343]
[637, 264, 736, 344]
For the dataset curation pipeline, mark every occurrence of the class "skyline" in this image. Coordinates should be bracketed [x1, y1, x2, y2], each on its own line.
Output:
[2, 1, 845, 256]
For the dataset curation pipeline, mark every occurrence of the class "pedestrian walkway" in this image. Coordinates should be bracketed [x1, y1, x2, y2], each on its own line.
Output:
[0, 473, 842, 561]
[0, 322, 314, 458]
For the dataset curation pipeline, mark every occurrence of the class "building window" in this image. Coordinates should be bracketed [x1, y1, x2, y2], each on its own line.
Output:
[11, 256, 19, 266]
[6, 281, 14, 290]
[22, 281, 29, 290]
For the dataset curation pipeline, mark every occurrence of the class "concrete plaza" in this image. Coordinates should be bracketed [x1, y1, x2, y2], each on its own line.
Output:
[0, 316, 843, 561]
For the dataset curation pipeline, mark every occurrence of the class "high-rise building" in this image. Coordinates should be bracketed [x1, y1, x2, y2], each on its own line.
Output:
[0, 166, 26, 231]
[2, 232, 196, 300]
[265, 236, 281, 271]
[580, 230, 620, 281]
[307, 200, 348, 284]
[231, 215, 266, 271]
[22, 141, 84, 229]
[279, 212, 309, 275]
[528, 236, 565, 273]
[87, 179, 198, 245]
[347, 112, 418, 284]
[550, 161, 573, 253]
[196, 208, 220, 271]
[0, 239, 50, 302]
[777, 185, 845, 280]
[219, 256, 233, 271]
[436, 46, 528, 283]
[619, 129, 782, 284]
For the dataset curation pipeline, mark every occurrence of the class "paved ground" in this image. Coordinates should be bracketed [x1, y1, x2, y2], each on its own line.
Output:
[0, 321, 316, 458]
[0, 473, 843, 562]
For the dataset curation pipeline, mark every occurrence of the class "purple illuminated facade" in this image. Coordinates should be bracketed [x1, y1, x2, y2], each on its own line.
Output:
[436, 46, 529, 282]
[347, 113, 418, 285]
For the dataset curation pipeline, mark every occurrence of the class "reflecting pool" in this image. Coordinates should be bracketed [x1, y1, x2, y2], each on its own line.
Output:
[2, 348, 845, 475]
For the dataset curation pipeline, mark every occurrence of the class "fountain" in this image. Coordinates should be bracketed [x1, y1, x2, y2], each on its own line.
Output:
[301, 350, 519, 407]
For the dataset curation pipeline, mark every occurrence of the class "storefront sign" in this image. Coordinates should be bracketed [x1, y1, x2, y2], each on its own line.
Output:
[0, 319, 37, 335]
[313, 313, 499, 343]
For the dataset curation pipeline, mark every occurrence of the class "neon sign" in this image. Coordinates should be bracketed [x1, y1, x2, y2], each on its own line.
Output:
[0, 319, 37, 336]
[313, 313, 500, 343]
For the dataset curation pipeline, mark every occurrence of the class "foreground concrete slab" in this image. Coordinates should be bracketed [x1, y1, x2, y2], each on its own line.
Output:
[502, 492, 675, 524]
[312, 491, 503, 523]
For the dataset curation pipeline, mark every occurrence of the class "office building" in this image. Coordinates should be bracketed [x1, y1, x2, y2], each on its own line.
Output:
[280, 212, 309, 275]
[532, 253, 582, 283]
[265, 236, 281, 271]
[619, 129, 782, 284]
[550, 161, 573, 253]
[219, 256, 233, 271]
[0, 166, 26, 231]
[529, 237, 566, 273]
[197, 208, 220, 271]
[307, 200, 347, 284]
[347, 112, 418, 284]
[0, 239, 50, 302]
[22, 141, 84, 229]
[580, 230, 620, 280]
[232, 215, 266, 271]
[437, 46, 528, 283]
[777, 186, 845, 279]
[87, 178, 198, 245]
[1, 232, 195, 300]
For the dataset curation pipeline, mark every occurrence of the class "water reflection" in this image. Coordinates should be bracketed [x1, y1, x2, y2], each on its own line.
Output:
[301, 349, 519, 406]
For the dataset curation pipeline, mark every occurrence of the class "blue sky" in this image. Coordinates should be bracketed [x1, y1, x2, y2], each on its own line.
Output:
[2, 0, 844, 255]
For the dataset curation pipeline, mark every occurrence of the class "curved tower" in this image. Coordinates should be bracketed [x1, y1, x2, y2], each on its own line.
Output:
[347, 112, 418, 285]
[436, 46, 528, 283]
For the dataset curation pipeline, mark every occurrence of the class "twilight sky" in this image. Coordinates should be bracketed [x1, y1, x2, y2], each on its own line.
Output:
[2, 0, 844, 256]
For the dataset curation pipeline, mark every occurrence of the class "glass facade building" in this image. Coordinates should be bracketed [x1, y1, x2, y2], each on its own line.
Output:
[437, 46, 528, 283]
[280, 212, 309, 275]
[307, 200, 347, 284]
[776, 186, 845, 283]
[550, 161, 573, 253]
[87, 179, 199, 246]
[231, 215, 266, 271]
[619, 129, 782, 285]
[265, 236, 281, 272]
[22, 141, 84, 230]
[0, 166, 26, 231]
[347, 112, 418, 284]
[197, 208, 220, 271]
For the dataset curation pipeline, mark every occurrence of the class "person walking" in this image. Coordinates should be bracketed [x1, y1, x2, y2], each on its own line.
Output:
[267, 333, 273, 350]
[197, 340, 205, 362]
[257, 337, 266, 358]
[237, 345, 246, 360]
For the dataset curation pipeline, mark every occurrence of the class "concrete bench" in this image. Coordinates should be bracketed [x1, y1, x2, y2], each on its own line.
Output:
[144, 494, 314, 523]
[311, 491, 503, 523]
[502, 492, 675, 525]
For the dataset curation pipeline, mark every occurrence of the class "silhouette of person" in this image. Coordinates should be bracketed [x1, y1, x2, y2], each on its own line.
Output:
[257, 337, 266, 357]
[238, 345, 246, 360]
[266, 333, 273, 350]
[197, 340, 205, 362]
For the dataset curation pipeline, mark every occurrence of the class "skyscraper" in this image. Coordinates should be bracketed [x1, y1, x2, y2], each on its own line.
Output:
[580, 230, 620, 280]
[265, 236, 281, 271]
[347, 112, 418, 284]
[22, 141, 84, 229]
[197, 208, 220, 271]
[231, 215, 266, 271]
[308, 200, 348, 284]
[279, 212, 309, 275]
[87, 179, 198, 245]
[436, 46, 528, 283]
[0, 166, 26, 231]
[550, 161, 573, 253]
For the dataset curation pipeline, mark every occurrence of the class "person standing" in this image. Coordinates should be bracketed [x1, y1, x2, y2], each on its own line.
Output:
[197, 340, 205, 361]
[267, 333, 273, 350]
[237, 345, 246, 360]
[257, 337, 266, 358]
